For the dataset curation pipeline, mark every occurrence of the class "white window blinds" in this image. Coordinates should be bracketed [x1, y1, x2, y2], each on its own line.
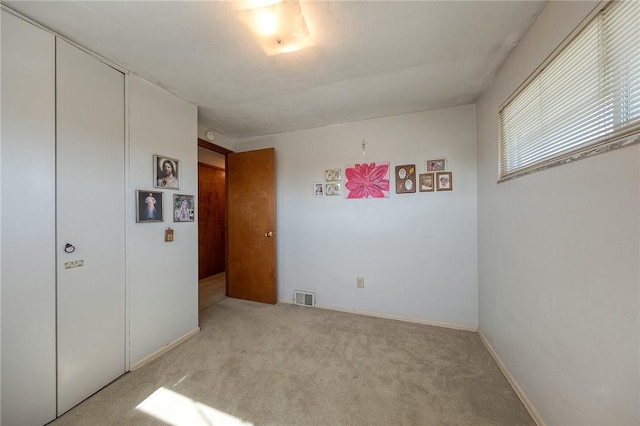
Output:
[499, 0, 640, 181]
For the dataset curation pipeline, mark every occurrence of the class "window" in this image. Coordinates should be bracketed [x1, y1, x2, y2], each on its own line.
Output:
[499, 0, 640, 181]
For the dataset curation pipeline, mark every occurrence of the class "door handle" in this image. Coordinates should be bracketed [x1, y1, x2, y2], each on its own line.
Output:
[64, 243, 76, 253]
[265, 231, 274, 238]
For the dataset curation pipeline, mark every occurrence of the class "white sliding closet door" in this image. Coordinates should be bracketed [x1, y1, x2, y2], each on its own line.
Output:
[56, 39, 126, 415]
[1, 11, 57, 426]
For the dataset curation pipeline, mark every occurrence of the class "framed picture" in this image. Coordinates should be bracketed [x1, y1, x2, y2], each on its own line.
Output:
[436, 172, 453, 191]
[314, 183, 324, 197]
[344, 162, 390, 199]
[325, 168, 342, 182]
[137, 190, 163, 222]
[419, 173, 435, 192]
[325, 182, 342, 196]
[425, 158, 446, 172]
[154, 155, 180, 190]
[395, 164, 416, 194]
[173, 194, 195, 222]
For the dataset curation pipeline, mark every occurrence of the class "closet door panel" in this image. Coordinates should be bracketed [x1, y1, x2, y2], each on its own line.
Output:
[0, 11, 57, 426]
[56, 39, 126, 415]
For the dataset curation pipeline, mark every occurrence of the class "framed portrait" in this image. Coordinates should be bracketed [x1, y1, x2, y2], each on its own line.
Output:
[436, 172, 453, 191]
[154, 155, 180, 190]
[395, 164, 416, 194]
[325, 168, 342, 182]
[314, 183, 324, 197]
[173, 194, 195, 222]
[137, 190, 163, 222]
[425, 158, 446, 172]
[419, 173, 435, 192]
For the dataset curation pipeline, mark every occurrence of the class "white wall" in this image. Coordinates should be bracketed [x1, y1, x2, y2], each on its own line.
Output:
[476, 2, 639, 425]
[129, 75, 199, 365]
[235, 105, 478, 328]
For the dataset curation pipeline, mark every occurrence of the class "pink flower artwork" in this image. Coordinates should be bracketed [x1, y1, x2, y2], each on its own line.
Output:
[344, 162, 390, 199]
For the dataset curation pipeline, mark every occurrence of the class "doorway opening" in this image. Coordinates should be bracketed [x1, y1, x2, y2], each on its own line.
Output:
[197, 138, 232, 316]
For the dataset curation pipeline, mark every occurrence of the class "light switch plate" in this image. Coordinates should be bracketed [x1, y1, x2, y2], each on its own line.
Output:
[65, 260, 84, 269]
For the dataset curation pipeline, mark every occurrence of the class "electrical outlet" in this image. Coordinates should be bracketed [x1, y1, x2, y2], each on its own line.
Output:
[357, 276, 364, 288]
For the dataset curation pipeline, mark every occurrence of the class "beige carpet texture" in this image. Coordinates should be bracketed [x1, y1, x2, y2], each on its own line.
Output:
[50, 298, 534, 425]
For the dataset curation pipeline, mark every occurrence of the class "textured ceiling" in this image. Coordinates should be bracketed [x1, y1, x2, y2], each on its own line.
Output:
[3, 1, 546, 139]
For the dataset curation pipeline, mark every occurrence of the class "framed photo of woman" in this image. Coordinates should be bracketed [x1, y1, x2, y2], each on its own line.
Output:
[173, 194, 195, 222]
[136, 190, 163, 223]
[154, 155, 180, 190]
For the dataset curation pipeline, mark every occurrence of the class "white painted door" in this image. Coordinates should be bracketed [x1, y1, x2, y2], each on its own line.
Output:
[56, 39, 126, 415]
[1, 11, 57, 426]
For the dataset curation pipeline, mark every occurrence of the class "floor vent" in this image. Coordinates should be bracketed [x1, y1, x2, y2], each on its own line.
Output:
[293, 290, 316, 307]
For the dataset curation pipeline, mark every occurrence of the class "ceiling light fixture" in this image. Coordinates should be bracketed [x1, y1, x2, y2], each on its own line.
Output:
[237, 0, 314, 56]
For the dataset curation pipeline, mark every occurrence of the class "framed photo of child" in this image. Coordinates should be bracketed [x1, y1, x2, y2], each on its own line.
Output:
[436, 172, 453, 191]
[419, 173, 435, 192]
[425, 158, 446, 172]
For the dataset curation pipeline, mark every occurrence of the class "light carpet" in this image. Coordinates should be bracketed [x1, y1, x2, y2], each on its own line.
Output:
[50, 298, 534, 425]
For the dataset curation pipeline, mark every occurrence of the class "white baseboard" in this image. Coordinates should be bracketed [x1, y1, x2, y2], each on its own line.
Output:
[130, 327, 200, 371]
[278, 298, 477, 332]
[477, 329, 545, 426]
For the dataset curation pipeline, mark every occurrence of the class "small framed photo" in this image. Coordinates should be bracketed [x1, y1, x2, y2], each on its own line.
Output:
[137, 190, 163, 222]
[419, 173, 435, 192]
[425, 158, 446, 172]
[314, 183, 324, 197]
[154, 155, 180, 190]
[436, 172, 453, 191]
[325, 168, 342, 182]
[173, 194, 195, 222]
[325, 183, 342, 196]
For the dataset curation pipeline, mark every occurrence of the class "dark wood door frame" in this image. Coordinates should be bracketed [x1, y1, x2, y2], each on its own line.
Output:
[198, 138, 233, 294]
[199, 138, 233, 155]
[198, 138, 233, 175]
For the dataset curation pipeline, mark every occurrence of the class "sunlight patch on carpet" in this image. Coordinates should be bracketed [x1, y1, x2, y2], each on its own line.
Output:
[136, 387, 253, 426]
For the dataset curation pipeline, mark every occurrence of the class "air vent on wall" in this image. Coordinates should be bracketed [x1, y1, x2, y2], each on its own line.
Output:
[293, 290, 315, 307]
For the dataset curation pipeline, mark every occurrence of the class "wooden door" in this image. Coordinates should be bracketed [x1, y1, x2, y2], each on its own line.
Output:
[227, 148, 276, 304]
[198, 163, 226, 279]
[56, 39, 126, 415]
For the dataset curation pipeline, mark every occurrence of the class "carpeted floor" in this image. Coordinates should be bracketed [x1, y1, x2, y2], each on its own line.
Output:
[50, 298, 534, 425]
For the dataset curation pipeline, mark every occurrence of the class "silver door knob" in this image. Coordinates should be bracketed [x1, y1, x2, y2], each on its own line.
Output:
[265, 231, 273, 237]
